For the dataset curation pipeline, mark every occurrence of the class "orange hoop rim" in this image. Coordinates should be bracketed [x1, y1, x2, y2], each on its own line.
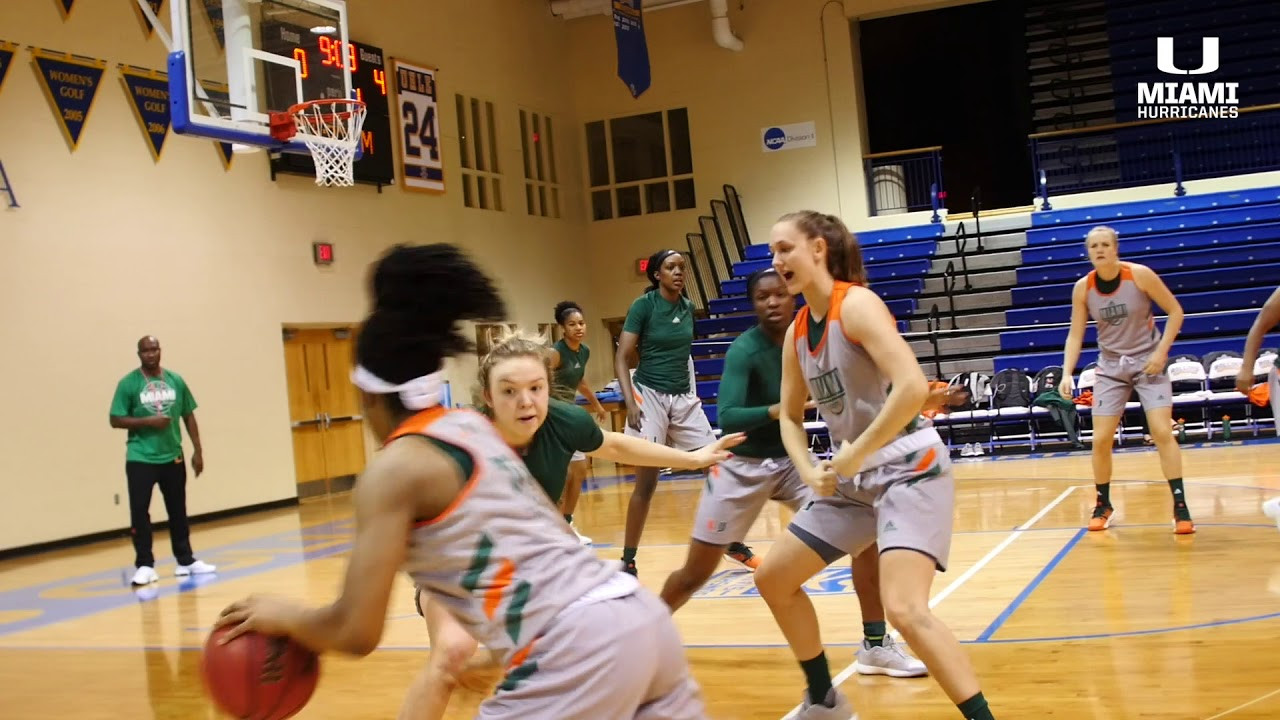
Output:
[287, 98, 367, 121]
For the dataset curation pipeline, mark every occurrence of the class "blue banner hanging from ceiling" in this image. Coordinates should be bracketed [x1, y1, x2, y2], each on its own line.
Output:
[613, 0, 650, 98]
[0, 41, 16, 98]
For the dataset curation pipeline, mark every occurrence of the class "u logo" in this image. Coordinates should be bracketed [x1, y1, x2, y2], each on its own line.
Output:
[1156, 37, 1219, 76]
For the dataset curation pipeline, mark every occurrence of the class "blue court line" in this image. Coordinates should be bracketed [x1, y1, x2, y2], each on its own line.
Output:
[975, 527, 1087, 642]
[974, 610, 1280, 644]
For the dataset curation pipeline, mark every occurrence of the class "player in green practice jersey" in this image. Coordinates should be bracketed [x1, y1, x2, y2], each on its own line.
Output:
[399, 328, 744, 720]
[547, 300, 609, 546]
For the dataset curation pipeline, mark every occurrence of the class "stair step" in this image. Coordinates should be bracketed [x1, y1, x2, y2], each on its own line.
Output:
[919, 290, 1014, 313]
[908, 310, 1008, 333]
[910, 333, 1003, 358]
[941, 212, 1032, 235]
[923, 270, 1017, 295]
[933, 232, 1027, 257]
[929, 250, 1022, 275]
[921, 356, 996, 379]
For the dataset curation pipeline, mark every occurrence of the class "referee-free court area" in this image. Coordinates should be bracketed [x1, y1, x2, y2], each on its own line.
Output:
[2, 440, 1279, 720]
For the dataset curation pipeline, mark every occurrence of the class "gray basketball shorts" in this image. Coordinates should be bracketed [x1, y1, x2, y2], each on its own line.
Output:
[1093, 352, 1173, 416]
[624, 381, 717, 451]
[476, 586, 707, 720]
[692, 454, 813, 546]
[788, 428, 956, 572]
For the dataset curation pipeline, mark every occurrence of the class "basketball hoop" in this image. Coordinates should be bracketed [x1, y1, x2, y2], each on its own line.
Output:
[270, 99, 367, 187]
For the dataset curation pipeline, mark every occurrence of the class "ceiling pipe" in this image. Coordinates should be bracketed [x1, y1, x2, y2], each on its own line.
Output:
[708, 0, 744, 51]
[549, 0, 743, 51]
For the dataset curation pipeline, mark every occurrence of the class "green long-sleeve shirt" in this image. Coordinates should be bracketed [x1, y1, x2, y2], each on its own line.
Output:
[716, 326, 787, 458]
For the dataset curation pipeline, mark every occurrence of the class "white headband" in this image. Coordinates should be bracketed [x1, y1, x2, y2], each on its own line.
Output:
[350, 365, 446, 410]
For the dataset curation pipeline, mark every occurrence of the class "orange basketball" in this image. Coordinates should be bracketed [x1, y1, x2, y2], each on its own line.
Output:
[200, 626, 320, 720]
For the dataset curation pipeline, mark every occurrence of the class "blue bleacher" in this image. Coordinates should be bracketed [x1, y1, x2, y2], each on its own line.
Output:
[698, 298, 916, 336]
[732, 240, 936, 277]
[1006, 286, 1277, 327]
[1000, 309, 1259, 353]
[1012, 264, 1280, 306]
[721, 258, 930, 295]
[1026, 204, 1280, 246]
[993, 333, 1280, 375]
[1022, 222, 1280, 264]
[1016, 241, 1280, 285]
[708, 278, 922, 315]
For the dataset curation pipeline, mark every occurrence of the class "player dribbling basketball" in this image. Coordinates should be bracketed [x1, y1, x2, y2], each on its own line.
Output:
[214, 244, 707, 720]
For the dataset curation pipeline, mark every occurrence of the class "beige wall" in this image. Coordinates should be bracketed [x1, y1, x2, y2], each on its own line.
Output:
[0, 0, 589, 551]
[568, 0, 872, 321]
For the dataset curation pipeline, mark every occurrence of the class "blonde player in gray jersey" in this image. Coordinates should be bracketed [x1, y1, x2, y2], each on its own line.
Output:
[213, 244, 706, 720]
[1058, 226, 1194, 535]
[753, 211, 996, 720]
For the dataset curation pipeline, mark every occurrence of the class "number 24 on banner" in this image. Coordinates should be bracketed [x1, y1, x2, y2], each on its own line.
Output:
[391, 58, 444, 194]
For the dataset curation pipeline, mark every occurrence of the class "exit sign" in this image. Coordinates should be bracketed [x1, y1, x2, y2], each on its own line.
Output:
[313, 242, 335, 266]
[636, 257, 649, 276]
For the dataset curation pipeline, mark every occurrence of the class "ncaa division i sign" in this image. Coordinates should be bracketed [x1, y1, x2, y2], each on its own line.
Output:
[391, 58, 445, 193]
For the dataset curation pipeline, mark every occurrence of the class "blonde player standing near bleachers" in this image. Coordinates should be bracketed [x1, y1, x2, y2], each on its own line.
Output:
[1058, 225, 1193, 534]
[1235, 285, 1280, 528]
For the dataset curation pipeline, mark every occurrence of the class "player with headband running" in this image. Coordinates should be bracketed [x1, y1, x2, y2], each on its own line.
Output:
[214, 244, 707, 720]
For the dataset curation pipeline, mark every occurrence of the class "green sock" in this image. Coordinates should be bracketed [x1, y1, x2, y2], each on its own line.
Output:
[798, 651, 833, 707]
[1096, 483, 1111, 507]
[563, 514, 573, 524]
[958, 691, 994, 720]
[1169, 478, 1190, 518]
[863, 620, 886, 647]
[622, 546, 637, 563]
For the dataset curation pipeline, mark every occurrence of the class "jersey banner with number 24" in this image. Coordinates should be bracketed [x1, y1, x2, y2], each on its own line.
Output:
[391, 58, 445, 194]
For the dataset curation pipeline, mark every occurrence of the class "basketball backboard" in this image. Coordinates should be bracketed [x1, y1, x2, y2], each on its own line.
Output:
[167, 0, 356, 155]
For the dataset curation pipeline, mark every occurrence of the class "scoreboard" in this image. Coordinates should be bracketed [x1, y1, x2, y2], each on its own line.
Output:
[260, 21, 394, 187]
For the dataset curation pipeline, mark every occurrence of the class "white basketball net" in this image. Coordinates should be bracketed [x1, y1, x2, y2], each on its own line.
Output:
[290, 100, 367, 187]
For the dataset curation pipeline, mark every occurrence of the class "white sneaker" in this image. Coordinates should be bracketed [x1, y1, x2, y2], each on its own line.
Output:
[174, 560, 216, 576]
[796, 688, 857, 720]
[570, 521, 593, 546]
[960, 443, 974, 457]
[1264, 498, 1280, 531]
[853, 635, 929, 677]
[972, 443, 985, 456]
[131, 566, 159, 585]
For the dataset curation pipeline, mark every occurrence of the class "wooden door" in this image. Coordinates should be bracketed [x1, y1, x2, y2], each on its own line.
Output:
[282, 327, 366, 497]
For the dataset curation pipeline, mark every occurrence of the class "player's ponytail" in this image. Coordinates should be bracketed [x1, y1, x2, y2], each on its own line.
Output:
[778, 210, 868, 286]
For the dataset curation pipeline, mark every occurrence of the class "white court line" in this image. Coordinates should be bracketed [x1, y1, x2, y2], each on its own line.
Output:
[1203, 688, 1280, 720]
[778, 485, 1081, 719]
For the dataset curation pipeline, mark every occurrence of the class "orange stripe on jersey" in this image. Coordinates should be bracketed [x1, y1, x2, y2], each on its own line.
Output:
[505, 637, 536, 671]
[914, 447, 938, 473]
[485, 558, 516, 619]
[392, 407, 483, 529]
[799, 281, 855, 358]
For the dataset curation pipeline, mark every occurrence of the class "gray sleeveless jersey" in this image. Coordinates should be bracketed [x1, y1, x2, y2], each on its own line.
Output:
[792, 282, 926, 446]
[389, 408, 619, 665]
[1085, 264, 1159, 358]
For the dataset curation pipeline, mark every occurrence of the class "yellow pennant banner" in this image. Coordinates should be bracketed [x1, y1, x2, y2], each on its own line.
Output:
[30, 48, 107, 151]
[119, 65, 170, 161]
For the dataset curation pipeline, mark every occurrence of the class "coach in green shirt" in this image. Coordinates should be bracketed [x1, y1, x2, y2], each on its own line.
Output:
[109, 336, 215, 586]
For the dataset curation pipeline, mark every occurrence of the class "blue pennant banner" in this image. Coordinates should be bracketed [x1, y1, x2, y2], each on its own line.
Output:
[613, 0, 650, 98]
[31, 48, 108, 151]
[0, 41, 15, 98]
[119, 65, 170, 161]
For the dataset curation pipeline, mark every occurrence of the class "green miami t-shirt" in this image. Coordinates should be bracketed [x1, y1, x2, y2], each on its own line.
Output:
[109, 369, 197, 464]
[517, 399, 604, 503]
[552, 339, 590, 402]
[623, 290, 695, 395]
